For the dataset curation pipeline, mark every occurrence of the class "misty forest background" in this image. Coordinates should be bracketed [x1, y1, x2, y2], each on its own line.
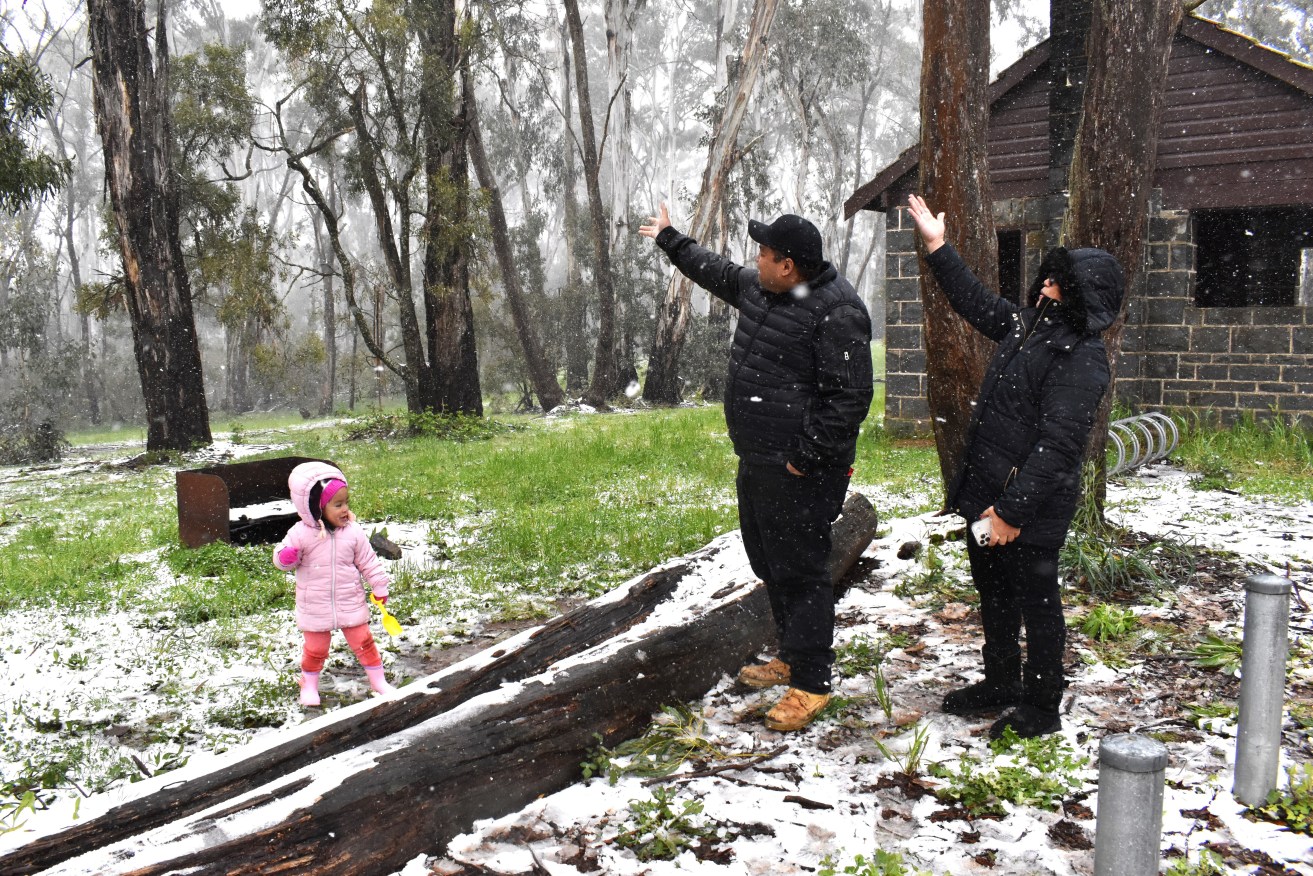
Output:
[1, 0, 1311, 463]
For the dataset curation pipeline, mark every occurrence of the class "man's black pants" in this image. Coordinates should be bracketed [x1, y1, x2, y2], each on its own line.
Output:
[736, 460, 849, 695]
[964, 537, 1066, 685]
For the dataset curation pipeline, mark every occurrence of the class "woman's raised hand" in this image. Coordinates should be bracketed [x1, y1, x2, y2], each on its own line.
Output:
[906, 194, 946, 253]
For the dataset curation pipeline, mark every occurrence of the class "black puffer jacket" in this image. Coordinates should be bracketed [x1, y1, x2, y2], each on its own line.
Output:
[925, 243, 1125, 547]
[656, 226, 874, 472]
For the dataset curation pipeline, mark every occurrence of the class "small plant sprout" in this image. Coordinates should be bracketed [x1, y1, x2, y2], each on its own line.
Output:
[1165, 848, 1226, 876]
[612, 786, 719, 862]
[1078, 602, 1139, 642]
[1190, 631, 1244, 675]
[930, 728, 1089, 816]
[1248, 762, 1313, 836]
[818, 849, 932, 876]
[873, 723, 931, 777]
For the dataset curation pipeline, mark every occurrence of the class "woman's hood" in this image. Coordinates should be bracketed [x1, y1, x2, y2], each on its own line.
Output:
[288, 461, 347, 527]
[1027, 246, 1125, 336]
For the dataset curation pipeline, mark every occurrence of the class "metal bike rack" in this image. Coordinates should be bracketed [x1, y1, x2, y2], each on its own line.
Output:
[1107, 412, 1178, 476]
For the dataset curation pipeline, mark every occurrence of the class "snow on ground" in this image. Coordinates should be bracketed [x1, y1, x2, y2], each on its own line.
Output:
[406, 463, 1313, 876]
[1, 453, 1311, 875]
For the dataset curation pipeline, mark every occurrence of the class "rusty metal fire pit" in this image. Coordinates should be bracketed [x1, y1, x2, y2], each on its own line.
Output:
[176, 456, 333, 548]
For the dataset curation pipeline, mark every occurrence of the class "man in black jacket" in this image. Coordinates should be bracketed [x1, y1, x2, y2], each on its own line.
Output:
[639, 204, 874, 732]
[907, 193, 1125, 739]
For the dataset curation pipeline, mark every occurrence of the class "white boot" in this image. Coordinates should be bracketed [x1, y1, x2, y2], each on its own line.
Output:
[298, 671, 321, 707]
[363, 665, 396, 697]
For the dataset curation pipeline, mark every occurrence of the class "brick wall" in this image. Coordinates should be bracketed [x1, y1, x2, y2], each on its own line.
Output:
[1125, 207, 1313, 420]
[882, 197, 1313, 435]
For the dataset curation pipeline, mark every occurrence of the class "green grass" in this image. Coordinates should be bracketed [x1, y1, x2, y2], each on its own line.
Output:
[1174, 411, 1313, 500]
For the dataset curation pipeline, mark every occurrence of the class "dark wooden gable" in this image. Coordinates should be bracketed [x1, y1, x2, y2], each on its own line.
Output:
[845, 16, 1313, 217]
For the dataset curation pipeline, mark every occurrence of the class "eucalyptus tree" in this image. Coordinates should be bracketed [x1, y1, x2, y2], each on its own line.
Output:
[562, 0, 620, 406]
[1064, 0, 1185, 506]
[86, 0, 212, 452]
[0, 45, 70, 214]
[915, 0, 997, 489]
[642, 0, 780, 403]
[261, 0, 482, 416]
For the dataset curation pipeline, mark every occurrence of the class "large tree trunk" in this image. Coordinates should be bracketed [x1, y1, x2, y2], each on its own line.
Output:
[466, 78, 566, 412]
[419, 3, 482, 415]
[643, 0, 779, 404]
[915, 0, 996, 490]
[87, 0, 211, 452]
[0, 495, 878, 876]
[559, 18, 591, 397]
[564, 0, 621, 408]
[1063, 0, 1183, 509]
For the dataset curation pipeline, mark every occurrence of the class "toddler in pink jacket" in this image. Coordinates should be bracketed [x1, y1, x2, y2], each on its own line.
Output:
[274, 461, 395, 706]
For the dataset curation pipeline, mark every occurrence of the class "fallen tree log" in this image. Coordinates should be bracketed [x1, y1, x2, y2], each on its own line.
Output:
[2, 493, 878, 876]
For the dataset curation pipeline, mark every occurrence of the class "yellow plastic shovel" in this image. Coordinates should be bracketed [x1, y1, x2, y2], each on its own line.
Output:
[370, 593, 403, 637]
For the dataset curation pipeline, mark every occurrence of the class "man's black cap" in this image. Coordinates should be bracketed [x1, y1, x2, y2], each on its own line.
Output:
[748, 214, 823, 267]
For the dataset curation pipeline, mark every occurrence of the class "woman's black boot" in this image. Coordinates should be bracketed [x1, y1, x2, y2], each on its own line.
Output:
[942, 647, 1022, 716]
[989, 666, 1064, 740]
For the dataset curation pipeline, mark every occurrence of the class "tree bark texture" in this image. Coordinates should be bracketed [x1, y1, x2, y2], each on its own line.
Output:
[643, 0, 780, 404]
[420, 6, 482, 415]
[1063, 0, 1183, 506]
[564, 0, 621, 407]
[916, 0, 996, 492]
[466, 78, 566, 411]
[0, 495, 878, 876]
[558, 18, 591, 396]
[87, 0, 211, 452]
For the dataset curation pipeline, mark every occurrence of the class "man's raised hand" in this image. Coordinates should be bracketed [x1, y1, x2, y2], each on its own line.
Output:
[906, 194, 946, 253]
[638, 202, 671, 239]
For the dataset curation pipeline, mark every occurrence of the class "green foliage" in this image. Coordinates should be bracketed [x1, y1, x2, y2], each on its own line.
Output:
[873, 723, 931, 777]
[1248, 762, 1313, 836]
[0, 47, 70, 212]
[1190, 631, 1243, 675]
[344, 411, 522, 442]
[613, 787, 718, 862]
[819, 850, 931, 876]
[930, 729, 1088, 817]
[163, 542, 292, 623]
[205, 678, 292, 730]
[581, 703, 752, 785]
[894, 543, 972, 607]
[1165, 848, 1227, 876]
[1175, 411, 1313, 501]
[836, 632, 910, 678]
[1077, 603, 1139, 642]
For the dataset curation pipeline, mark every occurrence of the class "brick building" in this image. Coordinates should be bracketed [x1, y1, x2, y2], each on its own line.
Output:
[845, 15, 1313, 433]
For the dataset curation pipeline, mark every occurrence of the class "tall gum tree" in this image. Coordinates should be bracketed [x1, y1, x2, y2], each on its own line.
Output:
[87, 0, 211, 451]
[564, 0, 620, 407]
[1063, 0, 1184, 506]
[916, 0, 996, 489]
[642, 0, 780, 404]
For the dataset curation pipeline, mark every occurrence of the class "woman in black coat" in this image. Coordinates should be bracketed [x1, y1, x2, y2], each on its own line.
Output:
[907, 194, 1125, 739]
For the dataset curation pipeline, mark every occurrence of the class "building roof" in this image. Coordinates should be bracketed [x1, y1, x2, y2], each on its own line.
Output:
[844, 15, 1313, 218]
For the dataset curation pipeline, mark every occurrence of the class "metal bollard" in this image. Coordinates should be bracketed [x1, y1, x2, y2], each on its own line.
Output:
[1233, 574, 1293, 806]
[1093, 733, 1169, 876]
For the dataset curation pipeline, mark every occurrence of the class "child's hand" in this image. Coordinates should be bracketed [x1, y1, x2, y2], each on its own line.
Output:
[374, 594, 387, 605]
[277, 545, 300, 566]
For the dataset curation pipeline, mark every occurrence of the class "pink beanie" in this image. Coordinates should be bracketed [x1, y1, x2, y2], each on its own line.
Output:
[320, 478, 347, 508]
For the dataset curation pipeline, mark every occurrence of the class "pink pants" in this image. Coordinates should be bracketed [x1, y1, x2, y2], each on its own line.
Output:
[301, 625, 381, 672]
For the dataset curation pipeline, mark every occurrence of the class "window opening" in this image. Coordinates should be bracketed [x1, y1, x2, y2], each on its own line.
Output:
[1195, 207, 1313, 307]
[997, 229, 1023, 304]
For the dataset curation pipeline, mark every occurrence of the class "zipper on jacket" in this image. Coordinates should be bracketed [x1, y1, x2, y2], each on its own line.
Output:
[329, 530, 337, 629]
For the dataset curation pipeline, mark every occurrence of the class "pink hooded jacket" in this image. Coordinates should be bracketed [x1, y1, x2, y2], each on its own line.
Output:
[273, 461, 390, 632]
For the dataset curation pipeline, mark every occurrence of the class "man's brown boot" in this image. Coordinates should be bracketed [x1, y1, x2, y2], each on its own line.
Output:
[737, 657, 791, 689]
[764, 687, 830, 731]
